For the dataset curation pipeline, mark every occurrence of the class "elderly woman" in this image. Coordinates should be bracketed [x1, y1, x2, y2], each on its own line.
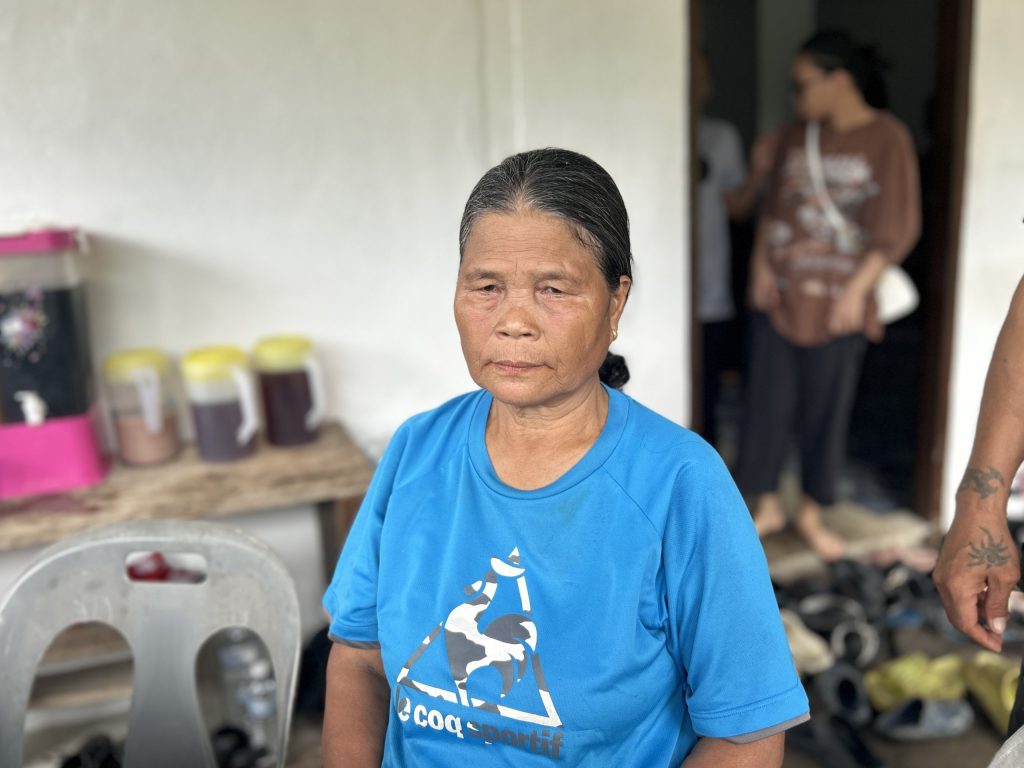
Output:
[322, 149, 807, 767]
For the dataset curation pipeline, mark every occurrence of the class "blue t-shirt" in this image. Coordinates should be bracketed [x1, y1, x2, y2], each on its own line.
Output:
[324, 387, 808, 767]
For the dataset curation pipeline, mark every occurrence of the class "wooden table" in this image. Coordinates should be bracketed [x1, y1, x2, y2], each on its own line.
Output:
[0, 421, 375, 579]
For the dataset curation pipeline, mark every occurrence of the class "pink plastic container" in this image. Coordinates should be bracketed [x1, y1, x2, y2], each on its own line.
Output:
[0, 412, 108, 499]
[0, 229, 107, 500]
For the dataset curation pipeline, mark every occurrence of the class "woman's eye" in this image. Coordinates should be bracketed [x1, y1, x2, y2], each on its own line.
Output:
[541, 286, 564, 295]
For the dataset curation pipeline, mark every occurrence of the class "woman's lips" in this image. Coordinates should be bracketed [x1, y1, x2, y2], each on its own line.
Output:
[491, 360, 542, 374]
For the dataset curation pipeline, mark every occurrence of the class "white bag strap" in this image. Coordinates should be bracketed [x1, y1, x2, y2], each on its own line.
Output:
[805, 122, 851, 235]
[806, 122, 918, 323]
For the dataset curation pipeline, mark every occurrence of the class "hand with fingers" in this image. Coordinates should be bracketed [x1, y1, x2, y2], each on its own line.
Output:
[933, 462, 1019, 655]
[935, 276, 1024, 654]
[749, 258, 779, 311]
[828, 283, 869, 337]
[933, 485, 1021, 652]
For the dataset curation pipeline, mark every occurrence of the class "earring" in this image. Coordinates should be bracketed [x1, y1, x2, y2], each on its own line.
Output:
[611, 328, 618, 341]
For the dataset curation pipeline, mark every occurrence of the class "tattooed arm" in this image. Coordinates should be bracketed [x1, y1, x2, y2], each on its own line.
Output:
[934, 276, 1024, 651]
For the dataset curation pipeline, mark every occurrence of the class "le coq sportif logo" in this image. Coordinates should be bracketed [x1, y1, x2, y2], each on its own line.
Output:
[392, 548, 567, 760]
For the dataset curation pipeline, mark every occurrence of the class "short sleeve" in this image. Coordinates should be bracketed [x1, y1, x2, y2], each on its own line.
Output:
[860, 120, 921, 264]
[663, 441, 808, 740]
[322, 422, 411, 644]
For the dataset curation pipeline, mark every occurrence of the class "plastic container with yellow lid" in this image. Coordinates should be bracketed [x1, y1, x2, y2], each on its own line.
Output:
[103, 348, 180, 466]
[181, 345, 259, 462]
[252, 335, 326, 447]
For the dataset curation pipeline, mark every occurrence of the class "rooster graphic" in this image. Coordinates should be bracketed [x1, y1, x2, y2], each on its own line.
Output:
[393, 546, 561, 728]
[443, 549, 538, 707]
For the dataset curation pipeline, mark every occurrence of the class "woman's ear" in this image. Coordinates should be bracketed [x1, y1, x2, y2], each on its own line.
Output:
[610, 275, 631, 322]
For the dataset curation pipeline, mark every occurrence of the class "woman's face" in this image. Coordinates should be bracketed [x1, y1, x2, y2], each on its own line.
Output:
[791, 54, 836, 121]
[454, 211, 630, 411]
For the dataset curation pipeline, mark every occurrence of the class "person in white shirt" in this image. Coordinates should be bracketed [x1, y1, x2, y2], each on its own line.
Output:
[693, 50, 776, 447]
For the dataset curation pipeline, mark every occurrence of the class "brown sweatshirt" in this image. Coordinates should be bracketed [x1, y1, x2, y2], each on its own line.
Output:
[759, 112, 921, 346]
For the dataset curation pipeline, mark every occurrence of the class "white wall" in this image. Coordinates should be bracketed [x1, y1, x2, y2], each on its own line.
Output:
[0, 1, 688, 460]
[944, 1, 1024, 524]
[493, 2, 687, 409]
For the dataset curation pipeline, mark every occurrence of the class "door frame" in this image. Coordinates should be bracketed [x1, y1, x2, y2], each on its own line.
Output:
[687, 0, 974, 522]
[912, 0, 973, 521]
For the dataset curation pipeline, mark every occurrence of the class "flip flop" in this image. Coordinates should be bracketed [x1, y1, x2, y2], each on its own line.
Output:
[965, 651, 1020, 735]
[787, 716, 875, 768]
[874, 697, 974, 741]
[829, 715, 888, 767]
[798, 593, 867, 637]
[864, 652, 966, 712]
[814, 661, 874, 727]
[59, 735, 123, 768]
[831, 619, 882, 669]
[781, 608, 835, 676]
[831, 559, 887, 622]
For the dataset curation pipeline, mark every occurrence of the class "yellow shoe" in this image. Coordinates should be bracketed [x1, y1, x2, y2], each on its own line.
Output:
[964, 651, 1020, 734]
[864, 652, 966, 711]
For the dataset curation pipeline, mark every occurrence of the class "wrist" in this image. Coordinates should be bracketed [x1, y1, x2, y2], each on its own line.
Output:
[852, 253, 890, 292]
[846, 273, 876, 297]
[952, 497, 1010, 522]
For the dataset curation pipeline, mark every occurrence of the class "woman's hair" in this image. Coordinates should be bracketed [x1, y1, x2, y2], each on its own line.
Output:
[799, 29, 889, 109]
[459, 148, 632, 390]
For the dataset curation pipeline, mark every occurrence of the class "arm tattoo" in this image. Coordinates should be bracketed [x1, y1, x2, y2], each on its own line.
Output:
[958, 465, 1006, 499]
[966, 527, 1012, 569]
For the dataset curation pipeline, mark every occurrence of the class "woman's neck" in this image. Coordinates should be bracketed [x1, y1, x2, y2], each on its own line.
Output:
[827, 94, 877, 133]
[485, 379, 609, 490]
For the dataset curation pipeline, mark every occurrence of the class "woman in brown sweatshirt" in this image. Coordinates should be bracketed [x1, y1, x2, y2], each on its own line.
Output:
[734, 30, 921, 560]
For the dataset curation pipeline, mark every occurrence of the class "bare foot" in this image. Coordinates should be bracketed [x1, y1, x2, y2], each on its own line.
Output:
[794, 506, 846, 562]
[869, 546, 938, 572]
[752, 494, 787, 537]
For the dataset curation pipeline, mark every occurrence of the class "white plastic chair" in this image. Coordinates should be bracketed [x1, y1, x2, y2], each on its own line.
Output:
[0, 519, 301, 768]
[990, 723, 1024, 768]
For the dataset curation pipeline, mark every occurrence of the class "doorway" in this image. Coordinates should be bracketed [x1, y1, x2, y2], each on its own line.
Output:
[688, 0, 972, 521]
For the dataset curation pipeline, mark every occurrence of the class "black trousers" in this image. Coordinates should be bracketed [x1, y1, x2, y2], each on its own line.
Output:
[734, 313, 867, 506]
[700, 320, 732, 449]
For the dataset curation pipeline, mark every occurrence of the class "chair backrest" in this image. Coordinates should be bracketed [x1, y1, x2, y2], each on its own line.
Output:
[0, 519, 301, 768]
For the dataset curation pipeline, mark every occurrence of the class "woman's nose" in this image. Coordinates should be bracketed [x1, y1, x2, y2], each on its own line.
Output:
[494, 301, 538, 339]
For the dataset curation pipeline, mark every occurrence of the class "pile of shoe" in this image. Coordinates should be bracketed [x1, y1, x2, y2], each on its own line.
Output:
[776, 552, 1020, 766]
[58, 736, 121, 768]
[211, 725, 275, 768]
[57, 727, 274, 768]
[864, 653, 973, 740]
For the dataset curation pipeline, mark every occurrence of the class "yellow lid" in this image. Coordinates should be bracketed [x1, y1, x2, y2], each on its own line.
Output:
[181, 345, 249, 382]
[252, 335, 314, 372]
[103, 348, 172, 383]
